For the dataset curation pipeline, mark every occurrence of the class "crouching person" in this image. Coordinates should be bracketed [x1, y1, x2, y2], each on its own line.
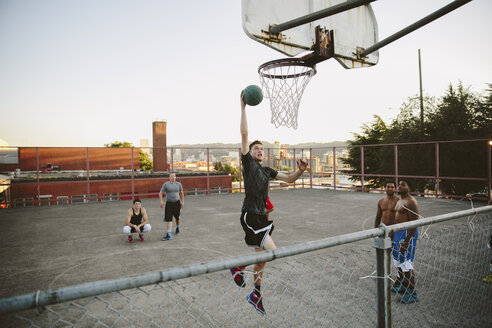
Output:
[124, 199, 151, 243]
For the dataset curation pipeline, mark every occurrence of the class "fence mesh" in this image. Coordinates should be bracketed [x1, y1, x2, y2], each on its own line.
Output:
[2, 213, 491, 327]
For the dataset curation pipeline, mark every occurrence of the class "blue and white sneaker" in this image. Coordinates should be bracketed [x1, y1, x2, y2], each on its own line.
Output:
[391, 284, 405, 293]
[161, 234, 173, 241]
[400, 289, 419, 304]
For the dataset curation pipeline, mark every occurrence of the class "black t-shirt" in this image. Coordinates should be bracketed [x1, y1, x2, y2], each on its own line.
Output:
[241, 153, 278, 215]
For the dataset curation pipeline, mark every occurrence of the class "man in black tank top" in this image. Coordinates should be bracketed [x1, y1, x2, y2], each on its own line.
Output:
[123, 199, 151, 243]
[231, 92, 308, 316]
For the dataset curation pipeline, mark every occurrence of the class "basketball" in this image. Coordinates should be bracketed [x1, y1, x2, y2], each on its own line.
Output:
[243, 85, 263, 106]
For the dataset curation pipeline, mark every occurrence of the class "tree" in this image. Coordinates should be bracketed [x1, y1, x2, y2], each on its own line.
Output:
[424, 83, 490, 195]
[104, 141, 153, 171]
[214, 162, 239, 181]
[104, 141, 134, 148]
[343, 82, 491, 196]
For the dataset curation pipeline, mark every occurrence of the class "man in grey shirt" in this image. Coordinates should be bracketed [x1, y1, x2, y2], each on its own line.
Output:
[159, 173, 184, 240]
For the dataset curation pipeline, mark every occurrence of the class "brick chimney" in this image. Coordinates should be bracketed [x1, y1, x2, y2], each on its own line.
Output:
[152, 121, 167, 171]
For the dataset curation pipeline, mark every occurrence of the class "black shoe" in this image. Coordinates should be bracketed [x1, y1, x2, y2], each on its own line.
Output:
[247, 292, 266, 316]
[230, 267, 246, 287]
[175, 227, 180, 234]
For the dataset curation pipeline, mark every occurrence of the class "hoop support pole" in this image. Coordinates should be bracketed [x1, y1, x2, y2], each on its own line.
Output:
[360, 0, 472, 57]
[269, 0, 377, 35]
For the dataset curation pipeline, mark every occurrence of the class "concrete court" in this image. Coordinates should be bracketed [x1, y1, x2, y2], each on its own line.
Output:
[0, 188, 483, 300]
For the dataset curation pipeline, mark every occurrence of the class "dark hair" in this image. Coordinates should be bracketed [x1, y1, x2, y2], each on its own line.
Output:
[133, 199, 142, 204]
[399, 180, 411, 190]
[385, 181, 396, 187]
[249, 140, 263, 151]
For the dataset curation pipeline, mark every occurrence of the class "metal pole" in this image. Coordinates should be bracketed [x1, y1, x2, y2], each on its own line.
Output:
[374, 236, 392, 328]
[293, 148, 296, 189]
[332, 147, 337, 191]
[436, 143, 440, 198]
[206, 148, 210, 195]
[86, 147, 90, 202]
[394, 144, 398, 186]
[418, 49, 424, 139]
[360, 0, 473, 57]
[270, 0, 377, 35]
[36, 147, 40, 206]
[309, 148, 313, 189]
[488, 140, 491, 201]
[131, 147, 135, 200]
[361, 146, 365, 192]
[170, 147, 174, 172]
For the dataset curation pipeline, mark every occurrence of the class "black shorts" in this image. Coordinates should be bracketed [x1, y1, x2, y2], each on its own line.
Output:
[240, 211, 274, 248]
[164, 201, 181, 222]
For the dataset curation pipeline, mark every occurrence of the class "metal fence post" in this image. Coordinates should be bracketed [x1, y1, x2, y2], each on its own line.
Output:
[86, 147, 90, 202]
[361, 146, 365, 192]
[36, 147, 40, 206]
[374, 234, 392, 328]
[131, 147, 134, 200]
[435, 142, 440, 198]
[206, 148, 210, 195]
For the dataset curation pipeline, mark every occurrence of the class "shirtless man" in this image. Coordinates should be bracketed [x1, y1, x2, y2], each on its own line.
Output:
[375, 182, 399, 228]
[392, 180, 420, 304]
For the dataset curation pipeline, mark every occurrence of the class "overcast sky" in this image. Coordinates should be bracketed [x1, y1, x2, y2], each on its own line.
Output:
[1, 0, 490, 147]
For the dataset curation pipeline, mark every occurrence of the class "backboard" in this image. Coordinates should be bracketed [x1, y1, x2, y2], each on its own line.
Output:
[242, 0, 379, 69]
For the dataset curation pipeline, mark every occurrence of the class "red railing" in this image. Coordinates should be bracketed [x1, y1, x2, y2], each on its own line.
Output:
[0, 139, 490, 207]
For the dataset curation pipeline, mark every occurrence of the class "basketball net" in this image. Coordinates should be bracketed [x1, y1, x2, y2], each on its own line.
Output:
[258, 58, 316, 129]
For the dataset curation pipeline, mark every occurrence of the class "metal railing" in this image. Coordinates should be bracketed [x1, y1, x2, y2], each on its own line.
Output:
[0, 138, 490, 207]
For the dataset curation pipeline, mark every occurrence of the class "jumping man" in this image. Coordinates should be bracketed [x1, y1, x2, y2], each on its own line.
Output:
[230, 92, 308, 316]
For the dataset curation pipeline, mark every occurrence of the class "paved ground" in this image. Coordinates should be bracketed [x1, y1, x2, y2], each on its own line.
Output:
[0, 188, 483, 300]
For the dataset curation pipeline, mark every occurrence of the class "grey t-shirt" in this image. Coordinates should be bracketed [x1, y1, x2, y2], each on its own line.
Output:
[160, 181, 183, 202]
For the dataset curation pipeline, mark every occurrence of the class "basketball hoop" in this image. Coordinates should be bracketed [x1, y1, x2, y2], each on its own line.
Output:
[258, 58, 316, 129]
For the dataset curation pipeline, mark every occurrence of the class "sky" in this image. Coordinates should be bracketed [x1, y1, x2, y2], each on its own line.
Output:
[0, 0, 491, 147]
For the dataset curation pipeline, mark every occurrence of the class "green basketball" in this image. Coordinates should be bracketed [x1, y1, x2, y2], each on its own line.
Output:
[243, 85, 263, 106]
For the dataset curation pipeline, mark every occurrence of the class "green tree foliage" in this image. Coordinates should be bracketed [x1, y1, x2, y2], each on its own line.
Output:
[138, 150, 153, 171]
[214, 162, 239, 181]
[104, 141, 153, 171]
[104, 141, 134, 148]
[343, 82, 491, 196]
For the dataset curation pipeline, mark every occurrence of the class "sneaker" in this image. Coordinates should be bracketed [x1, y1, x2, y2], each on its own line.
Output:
[400, 290, 419, 304]
[230, 267, 246, 288]
[483, 273, 492, 283]
[139, 233, 144, 242]
[175, 227, 180, 234]
[390, 284, 405, 293]
[161, 234, 173, 241]
[128, 235, 133, 243]
[247, 292, 266, 316]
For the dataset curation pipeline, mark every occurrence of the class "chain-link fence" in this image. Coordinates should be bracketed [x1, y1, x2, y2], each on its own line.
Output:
[1, 208, 491, 327]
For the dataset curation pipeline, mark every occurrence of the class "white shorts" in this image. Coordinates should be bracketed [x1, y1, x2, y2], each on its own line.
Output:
[123, 223, 151, 234]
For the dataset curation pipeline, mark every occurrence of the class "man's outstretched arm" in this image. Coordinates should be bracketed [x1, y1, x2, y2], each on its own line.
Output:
[240, 93, 249, 156]
[275, 159, 308, 183]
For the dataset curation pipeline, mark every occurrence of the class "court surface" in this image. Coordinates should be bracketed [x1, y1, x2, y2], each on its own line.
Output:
[0, 188, 480, 300]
